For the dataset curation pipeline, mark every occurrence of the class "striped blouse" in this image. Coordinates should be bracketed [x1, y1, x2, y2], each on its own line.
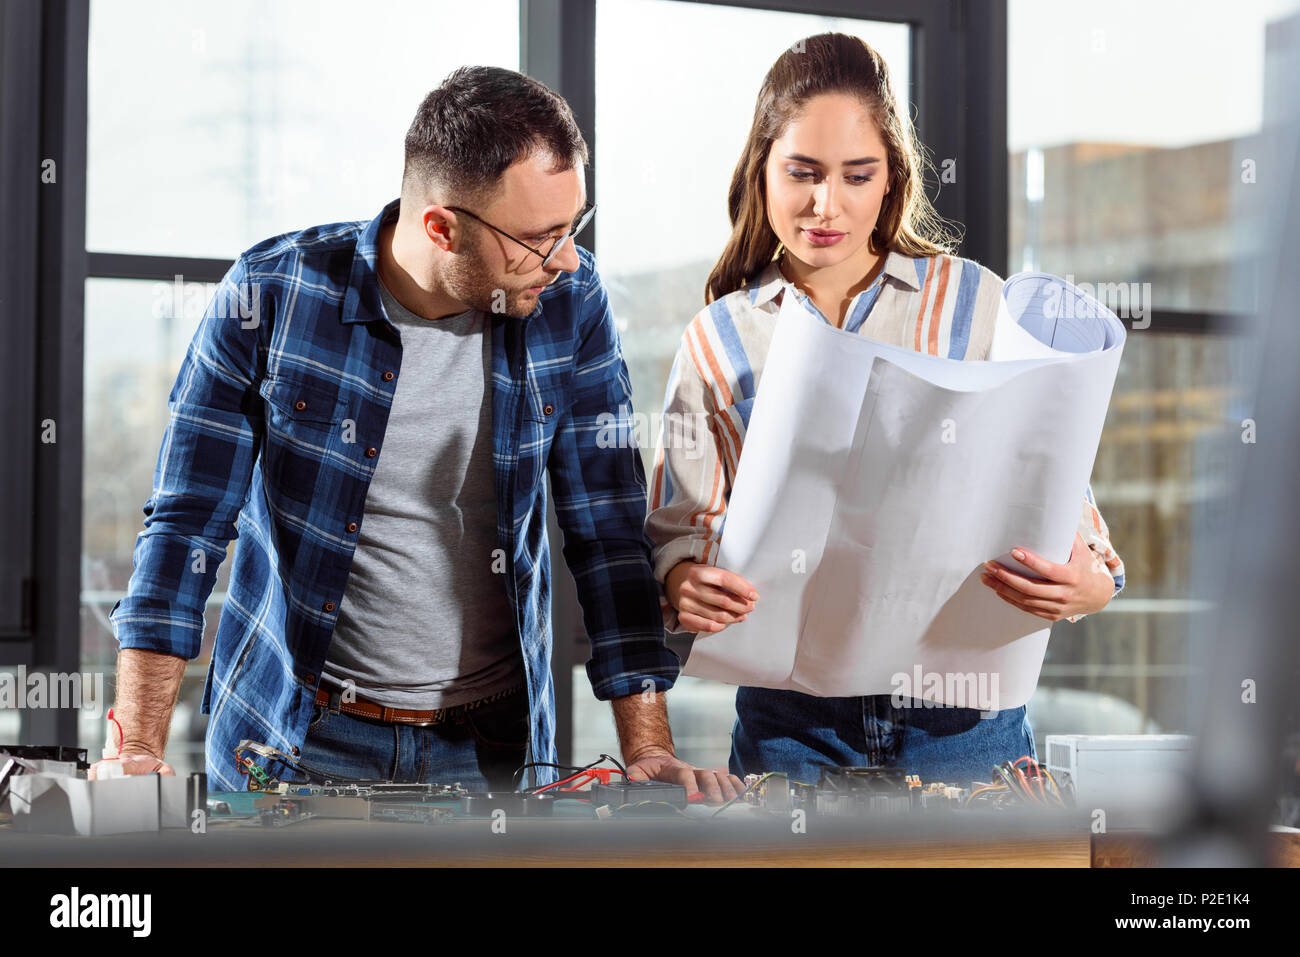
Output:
[645, 250, 1127, 633]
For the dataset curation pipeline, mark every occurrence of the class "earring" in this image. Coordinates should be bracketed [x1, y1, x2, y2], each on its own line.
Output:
[772, 241, 785, 262]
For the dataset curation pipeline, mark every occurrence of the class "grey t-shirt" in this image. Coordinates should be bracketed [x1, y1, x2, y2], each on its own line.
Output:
[321, 280, 522, 709]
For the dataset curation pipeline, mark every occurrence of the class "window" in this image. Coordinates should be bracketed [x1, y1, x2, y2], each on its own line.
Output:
[1007, 0, 1299, 748]
[78, 0, 520, 774]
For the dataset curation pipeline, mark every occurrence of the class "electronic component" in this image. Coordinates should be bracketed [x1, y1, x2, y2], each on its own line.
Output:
[269, 782, 469, 819]
[818, 766, 909, 792]
[814, 766, 911, 816]
[459, 792, 555, 817]
[302, 782, 468, 801]
[370, 805, 454, 825]
[0, 744, 89, 771]
[1045, 734, 1188, 827]
[588, 779, 689, 810]
[245, 798, 315, 827]
[743, 772, 791, 812]
[917, 781, 969, 809]
[235, 752, 279, 791]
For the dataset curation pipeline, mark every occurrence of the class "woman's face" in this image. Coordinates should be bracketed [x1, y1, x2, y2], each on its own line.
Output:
[765, 92, 891, 270]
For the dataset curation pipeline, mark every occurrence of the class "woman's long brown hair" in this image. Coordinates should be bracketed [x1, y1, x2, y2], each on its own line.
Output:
[705, 33, 960, 304]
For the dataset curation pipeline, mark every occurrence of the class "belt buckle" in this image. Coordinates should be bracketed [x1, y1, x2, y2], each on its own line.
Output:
[390, 706, 445, 727]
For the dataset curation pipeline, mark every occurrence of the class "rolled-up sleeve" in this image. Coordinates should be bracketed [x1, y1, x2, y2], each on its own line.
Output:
[109, 258, 264, 659]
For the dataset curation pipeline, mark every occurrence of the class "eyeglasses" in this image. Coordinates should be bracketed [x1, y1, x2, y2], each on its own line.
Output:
[446, 201, 596, 270]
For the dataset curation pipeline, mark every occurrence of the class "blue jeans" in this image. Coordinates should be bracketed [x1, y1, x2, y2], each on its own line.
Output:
[294, 686, 530, 791]
[729, 687, 1037, 788]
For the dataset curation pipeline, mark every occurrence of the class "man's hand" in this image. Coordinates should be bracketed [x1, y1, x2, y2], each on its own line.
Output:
[88, 752, 175, 780]
[980, 532, 1116, 621]
[625, 749, 745, 804]
[665, 560, 758, 635]
[608, 691, 743, 804]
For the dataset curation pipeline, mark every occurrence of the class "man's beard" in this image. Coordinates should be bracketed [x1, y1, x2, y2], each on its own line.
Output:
[441, 229, 543, 319]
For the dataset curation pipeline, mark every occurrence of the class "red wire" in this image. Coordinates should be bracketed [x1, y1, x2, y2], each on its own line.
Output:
[1019, 760, 1052, 803]
[1013, 757, 1054, 803]
[106, 707, 124, 756]
[1010, 764, 1038, 803]
[533, 767, 627, 793]
[534, 770, 589, 793]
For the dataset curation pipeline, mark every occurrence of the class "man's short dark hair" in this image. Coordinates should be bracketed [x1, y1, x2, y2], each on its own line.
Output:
[403, 66, 589, 204]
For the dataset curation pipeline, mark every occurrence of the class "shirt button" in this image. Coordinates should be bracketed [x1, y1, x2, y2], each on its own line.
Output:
[303, 673, 317, 686]
[294, 400, 307, 411]
[347, 521, 358, 533]
[382, 371, 394, 382]
[543, 404, 554, 416]
[365, 447, 378, 458]
[323, 602, 335, 613]
[291, 746, 301, 756]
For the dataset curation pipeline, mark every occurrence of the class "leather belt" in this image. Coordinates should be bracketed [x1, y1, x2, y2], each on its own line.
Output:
[313, 684, 524, 727]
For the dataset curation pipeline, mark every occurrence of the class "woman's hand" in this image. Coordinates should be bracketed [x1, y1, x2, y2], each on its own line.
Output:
[980, 532, 1116, 621]
[665, 560, 759, 635]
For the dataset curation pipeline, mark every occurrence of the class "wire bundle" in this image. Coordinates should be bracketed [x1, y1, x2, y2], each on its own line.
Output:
[965, 756, 1067, 809]
[512, 754, 627, 793]
[231, 739, 378, 787]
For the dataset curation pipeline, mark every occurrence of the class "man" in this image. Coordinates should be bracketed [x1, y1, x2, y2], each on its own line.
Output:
[103, 66, 742, 800]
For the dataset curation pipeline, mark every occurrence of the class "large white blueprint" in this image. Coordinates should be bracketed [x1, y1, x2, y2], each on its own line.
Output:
[681, 272, 1126, 711]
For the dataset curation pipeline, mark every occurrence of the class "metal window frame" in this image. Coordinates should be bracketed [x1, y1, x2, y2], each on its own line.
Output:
[0, 0, 42, 656]
[0, 0, 88, 755]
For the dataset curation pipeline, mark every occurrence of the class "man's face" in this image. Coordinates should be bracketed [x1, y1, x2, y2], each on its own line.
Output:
[441, 151, 586, 318]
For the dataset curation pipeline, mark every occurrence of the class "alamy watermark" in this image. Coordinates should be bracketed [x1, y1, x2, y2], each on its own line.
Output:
[595, 404, 710, 459]
[49, 887, 151, 937]
[1046, 274, 1152, 330]
[152, 274, 260, 329]
[0, 666, 106, 718]
[890, 666, 1001, 718]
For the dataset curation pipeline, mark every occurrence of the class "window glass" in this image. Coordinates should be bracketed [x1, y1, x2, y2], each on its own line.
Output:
[87, 0, 520, 258]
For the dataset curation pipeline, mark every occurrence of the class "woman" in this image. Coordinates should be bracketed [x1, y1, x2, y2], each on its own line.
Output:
[645, 33, 1125, 788]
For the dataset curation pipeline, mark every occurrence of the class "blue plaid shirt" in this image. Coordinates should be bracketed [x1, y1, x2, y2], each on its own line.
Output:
[109, 198, 680, 791]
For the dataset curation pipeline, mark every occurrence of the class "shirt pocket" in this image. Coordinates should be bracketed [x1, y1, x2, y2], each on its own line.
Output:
[259, 374, 349, 505]
[516, 385, 568, 495]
